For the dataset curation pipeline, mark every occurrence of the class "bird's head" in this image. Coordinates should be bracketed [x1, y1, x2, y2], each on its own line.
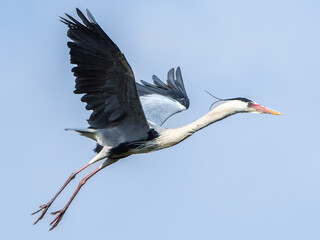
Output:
[225, 97, 282, 115]
[207, 93, 282, 116]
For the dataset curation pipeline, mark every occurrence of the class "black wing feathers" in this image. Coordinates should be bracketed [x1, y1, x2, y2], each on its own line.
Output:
[61, 9, 150, 139]
[137, 67, 189, 109]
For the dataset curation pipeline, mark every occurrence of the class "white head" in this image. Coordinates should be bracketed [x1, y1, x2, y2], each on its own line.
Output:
[210, 97, 282, 116]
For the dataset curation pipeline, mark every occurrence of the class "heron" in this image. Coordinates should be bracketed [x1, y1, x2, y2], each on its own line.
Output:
[32, 8, 281, 230]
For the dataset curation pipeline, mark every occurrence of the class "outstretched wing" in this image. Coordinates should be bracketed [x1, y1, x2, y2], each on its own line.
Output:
[61, 9, 151, 142]
[136, 67, 190, 126]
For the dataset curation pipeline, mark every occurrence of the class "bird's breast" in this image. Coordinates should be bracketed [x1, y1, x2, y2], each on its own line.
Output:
[107, 127, 192, 158]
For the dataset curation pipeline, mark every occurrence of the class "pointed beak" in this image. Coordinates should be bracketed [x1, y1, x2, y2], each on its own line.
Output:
[253, 104, 282, 115]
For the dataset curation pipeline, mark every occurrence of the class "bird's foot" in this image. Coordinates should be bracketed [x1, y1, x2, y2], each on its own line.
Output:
[49, 208, 66, 230]
[32, 203, 52, 224]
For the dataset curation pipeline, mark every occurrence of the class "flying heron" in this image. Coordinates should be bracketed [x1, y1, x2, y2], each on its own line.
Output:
[32, 8, 281, 230]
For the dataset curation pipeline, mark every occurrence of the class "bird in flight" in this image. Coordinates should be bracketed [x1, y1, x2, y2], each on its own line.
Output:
[32, 8, 281, 230]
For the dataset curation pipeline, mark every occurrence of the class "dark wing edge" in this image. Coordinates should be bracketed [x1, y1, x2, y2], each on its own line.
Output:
[136, 67, 190, 126]
[61, 9, 150, 140]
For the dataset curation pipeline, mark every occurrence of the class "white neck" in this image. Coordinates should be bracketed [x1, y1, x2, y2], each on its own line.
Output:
[156, 101, 242, 148]
[186, 108, 234, 133]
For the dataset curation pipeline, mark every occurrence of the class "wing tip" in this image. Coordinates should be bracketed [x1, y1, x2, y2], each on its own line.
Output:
[138, 67, 189, 110]
[86, 9, 97, 23]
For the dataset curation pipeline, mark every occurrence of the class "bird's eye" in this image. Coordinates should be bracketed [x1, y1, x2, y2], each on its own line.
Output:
[247, 102, 253, 107]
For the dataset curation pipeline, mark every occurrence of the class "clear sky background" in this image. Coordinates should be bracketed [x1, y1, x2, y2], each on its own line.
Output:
[1, 0, 320, 239]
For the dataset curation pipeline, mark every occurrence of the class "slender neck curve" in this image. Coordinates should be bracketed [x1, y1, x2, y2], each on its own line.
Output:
[157, 102, 242, 149]
[184, 107, 235, 134]
[184, 100, 249, 135]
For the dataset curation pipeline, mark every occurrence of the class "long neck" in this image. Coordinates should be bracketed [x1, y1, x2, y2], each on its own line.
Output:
[158, 103, 238, 148]
[182, 107, 235, 136]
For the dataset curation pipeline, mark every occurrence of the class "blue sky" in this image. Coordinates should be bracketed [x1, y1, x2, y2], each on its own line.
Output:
[1, 0, 320, 239]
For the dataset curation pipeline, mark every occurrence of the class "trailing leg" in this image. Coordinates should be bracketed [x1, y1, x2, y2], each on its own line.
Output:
[49, 158, 118, 230]
[32, 162, 92, 224]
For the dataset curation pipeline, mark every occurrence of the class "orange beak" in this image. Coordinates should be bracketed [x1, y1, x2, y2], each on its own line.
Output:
[253, 104, 282, 115]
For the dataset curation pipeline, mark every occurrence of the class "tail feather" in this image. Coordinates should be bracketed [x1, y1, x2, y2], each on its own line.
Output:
[65, 128, 96, 140]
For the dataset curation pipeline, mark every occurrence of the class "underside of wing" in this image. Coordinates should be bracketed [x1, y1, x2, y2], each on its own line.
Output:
[61, 9, 151, 146]
[136, 67, 190, 126]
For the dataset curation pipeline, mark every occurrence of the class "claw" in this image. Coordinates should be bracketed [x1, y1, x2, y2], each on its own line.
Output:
[51, 210, 60, 215]
[32, 204, 51, 224]
[49, 209, 66, 231]
[31, 205, 45, 215]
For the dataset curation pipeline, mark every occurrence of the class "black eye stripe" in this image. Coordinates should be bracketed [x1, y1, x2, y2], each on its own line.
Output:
[227, 97, 252, 102]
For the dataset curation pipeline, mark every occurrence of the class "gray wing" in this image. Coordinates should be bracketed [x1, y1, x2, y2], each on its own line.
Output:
[136, 67, 190, 126]
[61, 9, 151, 143]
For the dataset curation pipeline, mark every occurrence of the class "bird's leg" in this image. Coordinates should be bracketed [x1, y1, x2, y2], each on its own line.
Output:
[49, 159, 118, 231]
[32, 162, 92, 224]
